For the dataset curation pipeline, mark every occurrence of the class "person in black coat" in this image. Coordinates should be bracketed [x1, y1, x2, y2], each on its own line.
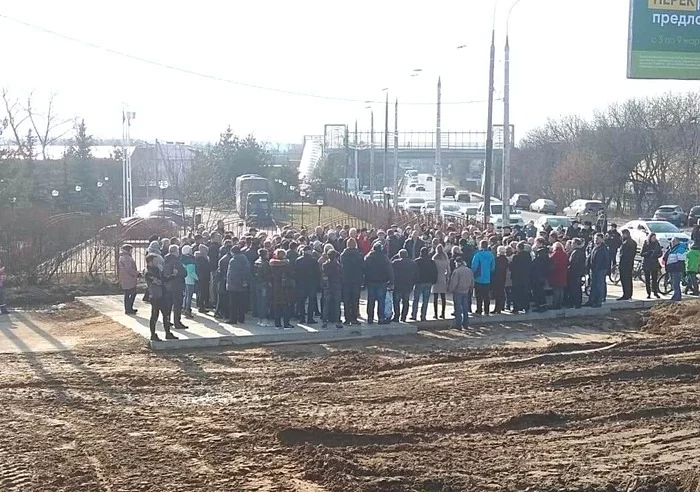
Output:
[617, 229, 638, 300]
[531, 239, 551, 312]
[194, 245, 212, 313]
[391, 249, 418, 322]
[295, 246, 321, 324]
[640, 233, 663, 299]
[364, 243, 394, 324]
[215, 245, 232, 318]
[510, 241, 532, 313]
[567, 238, 587, 308]
[605, 224, 622, 271]
[340, 238, 364, 325]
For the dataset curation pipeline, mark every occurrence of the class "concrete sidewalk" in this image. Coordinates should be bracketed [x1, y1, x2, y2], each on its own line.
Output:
[78, 276, 668, 351]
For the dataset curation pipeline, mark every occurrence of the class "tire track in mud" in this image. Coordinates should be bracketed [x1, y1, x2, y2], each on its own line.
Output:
[0, 447, 32, 491]
[550, 363, 700, 387]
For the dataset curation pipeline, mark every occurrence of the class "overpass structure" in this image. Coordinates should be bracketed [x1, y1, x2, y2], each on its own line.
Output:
[300, 125, 513, 193]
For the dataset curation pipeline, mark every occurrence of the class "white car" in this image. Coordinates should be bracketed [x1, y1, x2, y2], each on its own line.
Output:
[535, 216, 572, 234]
[404, 197, 427, 212]
[440, 202, 463, 220]
[476, 202, 525, 229]
[460, 203, 480, 217]
[420, 201, 436, 215]
[395, 197, 407, 210]
[619, 220, 690, 251]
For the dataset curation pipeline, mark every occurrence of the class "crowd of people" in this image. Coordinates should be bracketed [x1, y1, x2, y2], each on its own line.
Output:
[115, 215, 698, 341]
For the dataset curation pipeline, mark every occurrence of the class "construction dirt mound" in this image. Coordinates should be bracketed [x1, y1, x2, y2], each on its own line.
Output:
[1, 301, 700, 491]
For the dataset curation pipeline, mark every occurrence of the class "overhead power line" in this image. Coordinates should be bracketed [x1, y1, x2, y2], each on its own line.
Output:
[0, 12, 492, 106]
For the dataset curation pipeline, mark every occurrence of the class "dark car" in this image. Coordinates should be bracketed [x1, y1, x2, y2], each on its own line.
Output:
[688, 206, 700, 226]
[653, 205, 686, 227]
[509, 193, 531, 210]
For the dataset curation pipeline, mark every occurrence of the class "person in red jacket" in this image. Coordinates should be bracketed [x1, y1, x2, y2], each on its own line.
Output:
[549, 241, 569, 310]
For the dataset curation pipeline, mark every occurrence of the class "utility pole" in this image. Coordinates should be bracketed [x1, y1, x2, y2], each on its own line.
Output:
[383, 92, 389, 189]
[483, 30, 495, 229]
[502, 34, 511, 226]
[435, 77, 442, 218]
[344, 126, 350, 193]
[393, 98, 399, 212]
[354, 120, 359, 193]
[121, 108, 135, 218]
[369, 111, 375, 195]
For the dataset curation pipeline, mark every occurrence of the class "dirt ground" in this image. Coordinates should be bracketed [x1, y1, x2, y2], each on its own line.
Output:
[1, 302, 700, 491]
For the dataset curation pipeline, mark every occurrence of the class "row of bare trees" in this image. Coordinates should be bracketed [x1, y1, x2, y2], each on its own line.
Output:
[511, 91, 700, 215]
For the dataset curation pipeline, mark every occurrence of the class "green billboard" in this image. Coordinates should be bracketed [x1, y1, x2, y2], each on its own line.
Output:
[628, 0, 700, 79]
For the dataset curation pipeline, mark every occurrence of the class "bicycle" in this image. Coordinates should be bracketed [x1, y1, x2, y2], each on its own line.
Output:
[609, 257, 645, 285]
[658, 270, 699, 296]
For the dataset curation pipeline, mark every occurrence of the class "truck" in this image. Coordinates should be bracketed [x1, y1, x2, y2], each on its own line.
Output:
[235, 174, 272, 225]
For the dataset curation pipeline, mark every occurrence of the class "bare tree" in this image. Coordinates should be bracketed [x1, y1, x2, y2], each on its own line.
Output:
[1, 88, 30, 158]
[24, 93, 73, 160]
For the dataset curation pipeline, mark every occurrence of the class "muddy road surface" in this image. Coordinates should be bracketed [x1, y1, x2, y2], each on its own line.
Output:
[0, 301, 699, 491]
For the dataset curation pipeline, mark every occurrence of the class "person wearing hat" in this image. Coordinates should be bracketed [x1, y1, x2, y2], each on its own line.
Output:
[118, 244, 139, 315]
[295, 245, 321, 324]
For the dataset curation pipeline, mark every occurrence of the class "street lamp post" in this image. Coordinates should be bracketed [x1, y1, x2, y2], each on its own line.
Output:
[383, 89, 389, 189]
[158, 180, 169, 217]
[300, 190, 306, 227]
[316, 199, 324, 226]
[435, 77, 442, 222]
[369, 110, 375, 196]
[503, 0, 524, 227]
[394, 98, 399, 212]
[51, 189, 59, 209]
[483, 30, 496, 230]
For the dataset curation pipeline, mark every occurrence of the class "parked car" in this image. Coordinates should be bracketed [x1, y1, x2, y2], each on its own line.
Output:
[443, 186, 456, 198]
[653, 205, 686, 226]
[688, 206, 700, 226]
[420, 201, 436, 215]
[530, 198, 558, 214]
[395, 197, 407, 209]
[404, 197, 427, 212]
[460, 203, 480, 217]
[408, 183, 417, 189]
[426, 176, 433, 182]
[620, 219, 691, 250]
[509, 193, 531, 209]
[416, 185, 426, 192]
[476, 202, 525, 230]
[455, 191, 471, 203]
[534, 215, 572, 234]
[563, 199, 604, 224]
[440, 202, 463, 220]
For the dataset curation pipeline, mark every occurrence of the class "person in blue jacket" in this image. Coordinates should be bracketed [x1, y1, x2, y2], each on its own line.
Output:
[664, 237, 688, 302]
[585, 233, 610, 308]
[471, 240, 496, 315]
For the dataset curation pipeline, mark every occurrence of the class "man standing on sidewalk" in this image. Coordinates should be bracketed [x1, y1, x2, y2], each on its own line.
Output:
[617, 229, 637, 301]
[448, 255, 474, 330]
[585, 233, 610, 308]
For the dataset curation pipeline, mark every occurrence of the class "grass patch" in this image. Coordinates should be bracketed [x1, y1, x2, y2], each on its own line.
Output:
[274, 203, 372, 230]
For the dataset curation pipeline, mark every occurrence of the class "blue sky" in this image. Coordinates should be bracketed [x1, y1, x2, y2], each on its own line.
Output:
[0, 0, 697, 145]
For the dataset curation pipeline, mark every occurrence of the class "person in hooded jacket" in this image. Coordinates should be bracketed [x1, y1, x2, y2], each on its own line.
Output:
[531, 238, 551, 312]
[193, 244, 210, 313]
[270, 249, 295, 328]
[118, 244, 139, 315]
[340, 238, 364, 325]
[510, 241, 532, 313]
[549, 241, 568, 310]
[142, 240, 163, 303]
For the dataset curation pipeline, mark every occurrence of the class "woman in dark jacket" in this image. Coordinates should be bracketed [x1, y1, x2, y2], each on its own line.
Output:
[641, 233, 663, 299]
[509, 241, 532, 313]
[491, 246, 509, 314]
[270, 249, 295, 328]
